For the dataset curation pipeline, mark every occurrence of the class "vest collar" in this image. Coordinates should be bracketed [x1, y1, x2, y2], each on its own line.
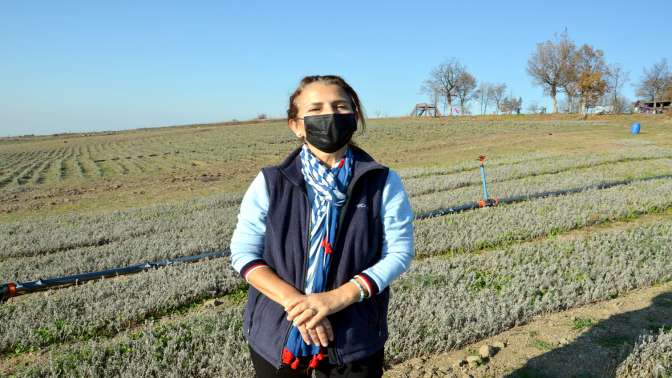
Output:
[277, 144, 385, 190]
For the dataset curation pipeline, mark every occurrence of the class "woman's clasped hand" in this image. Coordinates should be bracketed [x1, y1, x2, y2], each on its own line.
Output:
[282, 290, 351, 347]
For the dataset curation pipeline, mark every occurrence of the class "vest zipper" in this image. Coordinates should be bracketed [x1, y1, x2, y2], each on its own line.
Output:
[279, 189, 312, 367]
[280, 163, 386, 367]
[328, 167, 385, 291]
[327, 166, 385, 366]
[302, 191, 310, 294]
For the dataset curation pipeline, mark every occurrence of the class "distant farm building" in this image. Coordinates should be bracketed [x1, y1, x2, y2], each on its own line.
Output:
[411, 103, 442, 117]
[588, 105, 614, 114]
[634, 100, 672, 114]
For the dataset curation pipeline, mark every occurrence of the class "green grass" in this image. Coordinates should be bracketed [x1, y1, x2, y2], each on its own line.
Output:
[572, 317, 595, 330]
[530, 338, 555, 351]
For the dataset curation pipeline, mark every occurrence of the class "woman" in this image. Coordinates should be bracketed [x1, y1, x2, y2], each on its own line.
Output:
[229, 75, 414, 377]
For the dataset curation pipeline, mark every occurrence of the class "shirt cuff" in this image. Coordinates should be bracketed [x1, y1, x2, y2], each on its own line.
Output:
[240, 259, 270, 281]
[354, 273, 380, 297]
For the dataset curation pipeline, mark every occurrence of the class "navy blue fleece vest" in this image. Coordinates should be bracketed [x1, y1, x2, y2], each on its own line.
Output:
[242, 144, 390, 368]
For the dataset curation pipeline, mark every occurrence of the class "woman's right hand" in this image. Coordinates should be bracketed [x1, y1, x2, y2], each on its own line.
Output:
[298, 316, 334, 347]
[282, 292, 334, 346]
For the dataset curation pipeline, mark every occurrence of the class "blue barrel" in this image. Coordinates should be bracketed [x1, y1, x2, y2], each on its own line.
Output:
[631, 123, 640, 135]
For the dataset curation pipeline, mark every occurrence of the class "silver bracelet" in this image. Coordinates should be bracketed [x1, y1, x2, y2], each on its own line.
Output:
[349, 278, 365, 302]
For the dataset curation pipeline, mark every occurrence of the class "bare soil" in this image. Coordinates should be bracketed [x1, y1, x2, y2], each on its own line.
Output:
[384, 282, 672, 378]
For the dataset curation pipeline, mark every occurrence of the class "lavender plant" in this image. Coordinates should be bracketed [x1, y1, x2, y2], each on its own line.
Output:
[0, 257, 241, 354]
[0, 191, 243, 259]
[414, 178, 672, 256]
[398, 145, 672, 183]
[9, 306, 253, 378]
[8, 215, 672, 377]
[616, 329, 672, 377]
[385, 219, 672, 364]
[410, 158, 672, 213]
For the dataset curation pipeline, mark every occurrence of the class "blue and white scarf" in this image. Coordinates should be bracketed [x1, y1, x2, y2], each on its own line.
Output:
[281, 144, 353, 369]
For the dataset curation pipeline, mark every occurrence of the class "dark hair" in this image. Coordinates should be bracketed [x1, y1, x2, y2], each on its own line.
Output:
[287, 75, 366, 147]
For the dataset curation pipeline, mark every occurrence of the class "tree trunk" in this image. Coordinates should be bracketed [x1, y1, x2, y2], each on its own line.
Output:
[653, 96, 657, 114]
[551, 86, 558, 113]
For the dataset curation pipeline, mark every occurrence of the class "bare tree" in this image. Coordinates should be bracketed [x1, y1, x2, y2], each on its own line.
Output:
[636, 59, 672, 113]
[561, 51, 580, 114]
[490, 84, 507, 114]
[527, 101, 540, 114]
[474, 82, 494, 114]
[560, 41, 579, 113]
[420, 78, 442, 112]
[605, 63, 630, 113]
[562, 80, 580, 113]
[427, 58, 467, 115]
[455, 71, 477, 114]
[527, 31, 576, 113]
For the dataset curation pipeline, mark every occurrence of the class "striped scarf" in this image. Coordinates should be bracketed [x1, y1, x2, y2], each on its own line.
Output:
[281, 144, 353, 371]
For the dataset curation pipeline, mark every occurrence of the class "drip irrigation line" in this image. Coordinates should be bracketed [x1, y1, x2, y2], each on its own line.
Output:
[3, 173, 672, 302]
[1, 251, 230, 303]
[414, 174, 672, 220]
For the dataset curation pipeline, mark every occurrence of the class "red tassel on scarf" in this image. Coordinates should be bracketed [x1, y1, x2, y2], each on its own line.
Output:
[281, 346, 326, 370]
[281, 346, 302, 370]
[321, 238, 333, 255]
[282, 347, 296, 365]
[281, 346, 293, 363]
[308, 350, 325, 369]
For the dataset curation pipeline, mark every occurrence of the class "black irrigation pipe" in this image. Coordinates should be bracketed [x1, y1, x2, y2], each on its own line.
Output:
[0, 250, 231, 303]
[3, 173, 672, 303]
[414, 173, 672, 220]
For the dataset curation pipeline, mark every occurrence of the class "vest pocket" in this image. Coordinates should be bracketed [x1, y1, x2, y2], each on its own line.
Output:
[371, 289, 390, 337]
[336, 298, 385, 352]
[370, 295, 381, 328]
[246, 289, 262, 336]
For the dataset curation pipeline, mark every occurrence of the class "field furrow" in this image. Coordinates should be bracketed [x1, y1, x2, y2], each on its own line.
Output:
[410, 158, 672, 212]
[0, 257, 242, 355]
[6, 214, 672, 377]
[0, 192, 243, 259]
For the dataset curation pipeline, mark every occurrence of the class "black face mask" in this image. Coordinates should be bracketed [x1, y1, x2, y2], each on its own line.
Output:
[302, 113, 357, 153]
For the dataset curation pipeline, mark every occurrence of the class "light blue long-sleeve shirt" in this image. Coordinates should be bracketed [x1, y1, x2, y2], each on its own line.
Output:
[229, 168, 415, 295]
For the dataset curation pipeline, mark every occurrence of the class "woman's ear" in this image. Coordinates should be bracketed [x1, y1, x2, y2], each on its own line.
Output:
[288, 119, 304, 138]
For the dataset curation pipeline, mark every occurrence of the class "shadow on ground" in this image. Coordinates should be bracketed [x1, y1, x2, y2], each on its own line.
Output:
[506, 291, 672, 378]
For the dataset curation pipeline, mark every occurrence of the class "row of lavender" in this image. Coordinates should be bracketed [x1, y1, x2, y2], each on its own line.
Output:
[8, 208, 672, 377]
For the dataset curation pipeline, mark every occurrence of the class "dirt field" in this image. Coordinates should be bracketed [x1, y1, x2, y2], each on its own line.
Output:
[2, 114, 671, 377]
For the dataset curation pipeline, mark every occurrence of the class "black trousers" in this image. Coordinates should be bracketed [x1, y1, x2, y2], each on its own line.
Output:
[248, 343, 384, 378]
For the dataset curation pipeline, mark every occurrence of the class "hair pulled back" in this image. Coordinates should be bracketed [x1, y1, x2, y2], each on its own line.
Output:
[287, 75, 366, 146]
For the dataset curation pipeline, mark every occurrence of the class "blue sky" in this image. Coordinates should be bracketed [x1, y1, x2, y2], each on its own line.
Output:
[1, 1, 670, 137]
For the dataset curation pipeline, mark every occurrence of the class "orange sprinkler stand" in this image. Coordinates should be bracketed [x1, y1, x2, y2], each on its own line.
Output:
[478, 155, 499, 208]
[1, 282, 17, 303]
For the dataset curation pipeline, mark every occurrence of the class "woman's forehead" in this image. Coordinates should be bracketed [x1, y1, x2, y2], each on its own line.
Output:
[297, 82, 350, 107]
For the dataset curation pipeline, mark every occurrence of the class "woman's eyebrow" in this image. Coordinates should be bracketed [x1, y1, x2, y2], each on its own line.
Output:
[306, 100, 350, 106]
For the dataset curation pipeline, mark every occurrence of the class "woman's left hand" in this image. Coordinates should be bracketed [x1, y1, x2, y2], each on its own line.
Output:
[285, 291, 346, 329]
